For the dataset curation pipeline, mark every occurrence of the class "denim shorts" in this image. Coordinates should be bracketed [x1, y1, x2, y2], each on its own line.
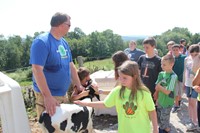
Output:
[185, 86, 198, 99]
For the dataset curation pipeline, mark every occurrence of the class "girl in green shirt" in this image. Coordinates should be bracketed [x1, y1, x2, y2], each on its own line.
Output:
[75, 60, 158, 133]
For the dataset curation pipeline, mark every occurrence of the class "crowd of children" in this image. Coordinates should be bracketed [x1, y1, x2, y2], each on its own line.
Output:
[70, 37, 200, 133]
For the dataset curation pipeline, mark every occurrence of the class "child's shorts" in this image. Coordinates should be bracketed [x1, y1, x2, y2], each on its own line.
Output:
[185, 86, 198, 99]
[175, 81, 183, 96]
[157, 104, 173, 129]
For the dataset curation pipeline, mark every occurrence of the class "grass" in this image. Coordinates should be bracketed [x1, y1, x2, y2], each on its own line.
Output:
[82, 58, 114, 73]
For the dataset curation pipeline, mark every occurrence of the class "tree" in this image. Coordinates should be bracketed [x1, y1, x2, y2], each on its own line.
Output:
[67, 27, 86, 39]
[21, 35, 33, 67]
[4, 36, 23, 70]
[0, 35, 7, 70]
[191, 33, 200, 44]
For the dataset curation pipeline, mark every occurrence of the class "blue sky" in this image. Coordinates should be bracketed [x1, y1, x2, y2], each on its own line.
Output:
[0, 0, 199, 37]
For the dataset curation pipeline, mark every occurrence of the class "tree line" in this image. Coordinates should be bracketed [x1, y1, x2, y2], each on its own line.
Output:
[0, 27, 200, 71]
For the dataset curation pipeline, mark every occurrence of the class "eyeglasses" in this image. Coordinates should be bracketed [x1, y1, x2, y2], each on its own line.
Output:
[63, 22, 71, 27]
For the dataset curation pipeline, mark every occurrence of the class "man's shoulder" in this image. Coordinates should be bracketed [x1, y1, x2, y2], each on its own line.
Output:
[36, 32, 49, 39]
[33, 32, 50, 44]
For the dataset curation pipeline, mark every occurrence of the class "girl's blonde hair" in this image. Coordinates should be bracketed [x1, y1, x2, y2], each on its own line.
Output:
[118, 60, 149, 101]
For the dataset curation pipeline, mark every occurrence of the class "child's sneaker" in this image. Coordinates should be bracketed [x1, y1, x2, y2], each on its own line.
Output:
[186, 122, 197, 131]
[171, 106, 180, 113]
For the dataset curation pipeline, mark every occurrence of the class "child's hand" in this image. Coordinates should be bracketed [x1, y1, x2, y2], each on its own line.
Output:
[81, 90, 89, 97]
[193, 86, 200, 93]
[153, 92, 158, 100]
[152, 128, 158, 133]
[155, 84, 161, 91]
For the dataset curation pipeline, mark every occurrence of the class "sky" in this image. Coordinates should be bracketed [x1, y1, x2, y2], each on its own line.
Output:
[0, 0, 199, 38]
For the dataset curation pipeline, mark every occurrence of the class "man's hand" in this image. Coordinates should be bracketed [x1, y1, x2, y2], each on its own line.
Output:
[43, 96, 60, 116]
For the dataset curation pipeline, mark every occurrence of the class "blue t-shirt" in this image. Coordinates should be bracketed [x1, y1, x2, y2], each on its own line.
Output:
[124, 48, 145, 62]
[30, 32, 72, 96]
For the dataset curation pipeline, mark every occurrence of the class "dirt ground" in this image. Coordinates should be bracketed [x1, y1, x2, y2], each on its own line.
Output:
[28, 94, 199, 133]
[1, 94, 199, 133]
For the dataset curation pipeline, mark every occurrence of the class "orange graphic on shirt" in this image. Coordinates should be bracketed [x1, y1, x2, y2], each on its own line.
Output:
[142, 63, 149, 78]
[123, 101, 137, 115]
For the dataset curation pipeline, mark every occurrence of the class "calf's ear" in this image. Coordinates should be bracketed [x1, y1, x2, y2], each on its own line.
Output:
[94, 94, 100, 101]
[38, 113, 44, 123]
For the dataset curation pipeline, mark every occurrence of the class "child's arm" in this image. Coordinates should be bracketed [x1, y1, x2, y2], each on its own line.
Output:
[148, 110, 158, 133]
[71, 87, 89, 101]
[193, 68, 200, 86]
[155, 83, 171, 95]
[153, 90, 159, 100]
[74, 100, 106, 108]
[193, 86, 200, 93]
[193, 68, 200, 93]
[182, 58, 187, 91]
[98, 89, 111, 95]
[192, 54, 200, 73]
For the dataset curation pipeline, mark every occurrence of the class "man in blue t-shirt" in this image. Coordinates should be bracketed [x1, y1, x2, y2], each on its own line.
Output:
[124, 40, 145, 62]
[30, 12, 84, 119]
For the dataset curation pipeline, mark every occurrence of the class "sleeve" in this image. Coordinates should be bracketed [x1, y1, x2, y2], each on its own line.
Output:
[103, 86, 119, 108]
[144, 91, 155, 111]
[155, 72, 162, 84]
[137, 56, 142, 69]
[124, 48, 129, 55]
[168, 74, 178, 91]
[157, 58, 162, 73]
[30, 39, 49, 66]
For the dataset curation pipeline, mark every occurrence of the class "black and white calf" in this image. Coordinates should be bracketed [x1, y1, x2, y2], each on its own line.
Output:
[39, 82, 100, 133]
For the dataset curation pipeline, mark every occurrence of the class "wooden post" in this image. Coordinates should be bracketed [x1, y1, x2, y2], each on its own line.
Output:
[77, 56, 83, 68]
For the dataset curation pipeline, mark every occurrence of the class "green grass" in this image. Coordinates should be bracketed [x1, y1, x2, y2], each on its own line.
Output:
[19, 81, 32, 86]
[82, 58, 114, 73]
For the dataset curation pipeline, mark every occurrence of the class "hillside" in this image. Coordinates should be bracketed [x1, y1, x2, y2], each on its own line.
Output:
[122, 35, 147, 41]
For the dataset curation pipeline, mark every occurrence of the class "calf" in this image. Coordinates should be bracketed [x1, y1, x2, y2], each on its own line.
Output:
[39, 83, 100, 133]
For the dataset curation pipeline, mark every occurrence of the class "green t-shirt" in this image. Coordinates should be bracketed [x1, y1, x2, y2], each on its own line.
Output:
[155, 71, 177, 108]
[104, 86, 155, 133]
